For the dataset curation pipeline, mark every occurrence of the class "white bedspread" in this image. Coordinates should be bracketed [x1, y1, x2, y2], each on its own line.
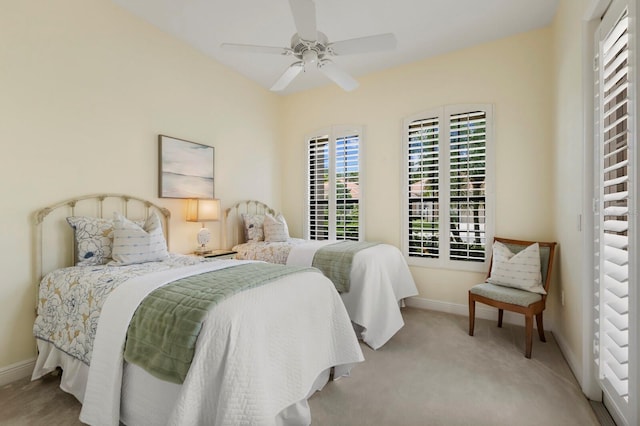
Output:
[80, 260, 363, 426]
[286, 240, 334, 265]
[287, 242, 418, 350]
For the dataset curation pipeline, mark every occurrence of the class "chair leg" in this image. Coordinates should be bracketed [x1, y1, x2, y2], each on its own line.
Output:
[525, 315, 533, 358]
[468, 294, 475, 336]
[536, 313, 546, 342]
[498, 309, 504, 328]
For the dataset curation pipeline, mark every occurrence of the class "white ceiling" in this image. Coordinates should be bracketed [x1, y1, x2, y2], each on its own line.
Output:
[111, 0, 559, 95]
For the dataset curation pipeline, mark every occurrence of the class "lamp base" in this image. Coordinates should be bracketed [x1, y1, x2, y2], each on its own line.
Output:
[194, 246, 212, 255]
[195, 227, 212, 255]
[197, 227, 211, 245]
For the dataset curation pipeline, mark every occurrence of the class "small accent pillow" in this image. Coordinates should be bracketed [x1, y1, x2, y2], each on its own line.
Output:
[67, 216, 115, 266]
[241, 213, 265, 242]
[263, 213, 290, 242]
[110, 212, 169, 266]
[487, 241, 545, 294]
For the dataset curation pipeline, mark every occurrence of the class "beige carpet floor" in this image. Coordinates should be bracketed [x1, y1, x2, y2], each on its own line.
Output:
[0, 308, 600, 425]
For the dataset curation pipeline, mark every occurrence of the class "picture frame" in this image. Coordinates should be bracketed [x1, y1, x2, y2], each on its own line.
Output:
[158, 135, 215, 199]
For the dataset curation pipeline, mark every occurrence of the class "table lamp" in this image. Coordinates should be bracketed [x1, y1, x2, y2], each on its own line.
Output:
[186, 199, 220, 254]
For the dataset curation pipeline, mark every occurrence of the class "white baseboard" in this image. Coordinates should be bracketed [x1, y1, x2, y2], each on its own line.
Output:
[405, 296, 555, 331]
[603, 390, 628, 426]
[552, 328, 582, 386]
[0, 358, 36, 387]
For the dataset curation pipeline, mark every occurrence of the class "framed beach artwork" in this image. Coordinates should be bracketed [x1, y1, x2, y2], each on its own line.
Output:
[158, 135, 215, 199]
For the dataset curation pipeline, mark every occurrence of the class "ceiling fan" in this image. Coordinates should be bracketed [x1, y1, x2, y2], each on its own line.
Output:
[221, 0, 397, 92]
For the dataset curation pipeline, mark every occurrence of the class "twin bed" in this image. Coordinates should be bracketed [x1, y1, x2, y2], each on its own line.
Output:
[225, 200, 418, 350]
[31, 194, 417, 425]
[31, 194, 363, 426]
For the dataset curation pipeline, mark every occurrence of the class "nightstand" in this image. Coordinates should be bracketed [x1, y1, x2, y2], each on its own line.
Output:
[199, 249, 237, 260]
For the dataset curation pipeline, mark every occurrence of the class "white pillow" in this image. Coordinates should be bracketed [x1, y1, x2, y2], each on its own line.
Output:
[263, 213, 290, 242]
[241, 213, 265, 242]
[486, 241, 545, 294]
[110, 212, 169, 266]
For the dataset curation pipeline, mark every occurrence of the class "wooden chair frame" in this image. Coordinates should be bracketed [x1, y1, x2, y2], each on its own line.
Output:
[468, 237, 557, 358]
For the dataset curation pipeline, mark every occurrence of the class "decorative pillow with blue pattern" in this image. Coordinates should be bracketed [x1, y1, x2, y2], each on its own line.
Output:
[67, 216, 116, 266]
[241, 213, 265, 242]
[67, 216, 147, 266]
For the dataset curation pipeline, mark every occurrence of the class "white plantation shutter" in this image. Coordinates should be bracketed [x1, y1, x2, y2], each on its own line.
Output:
[307, 127, 362, 241]
[403, 105, 493, 270]
[593, 2, 637, 423]
[448, 111, 488, 262]
[335, 134, 360, 241]
[308, 135, 330, 240]
[407, 114, 441, 258]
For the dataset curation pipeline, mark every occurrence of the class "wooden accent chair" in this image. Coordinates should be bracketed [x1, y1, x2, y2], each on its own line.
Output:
[468, 237, 557, 358]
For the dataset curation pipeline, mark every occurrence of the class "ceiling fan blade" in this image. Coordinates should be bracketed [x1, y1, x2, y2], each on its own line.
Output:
[221, 43, 292, 56]
[318, 61, 359, 92]
[328, 33, 397, 56]
[288, 0, 317, 41]
[270, 63, 304, 91]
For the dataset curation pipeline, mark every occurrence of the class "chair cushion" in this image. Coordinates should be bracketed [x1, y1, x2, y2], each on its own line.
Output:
[470, 283, 542, 307]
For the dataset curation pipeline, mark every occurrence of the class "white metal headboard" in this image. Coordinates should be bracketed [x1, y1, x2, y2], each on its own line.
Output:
[223, 200, 276, 249]
[33, 194, 171, 306]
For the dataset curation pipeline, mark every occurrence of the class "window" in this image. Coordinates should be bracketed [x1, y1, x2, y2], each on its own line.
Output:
[307, 126, 363, 241]
[592, 1, 637, 423]
[403, 105, 493, 271]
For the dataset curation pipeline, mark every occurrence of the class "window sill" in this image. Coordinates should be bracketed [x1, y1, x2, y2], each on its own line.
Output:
[406, 257, 489, 273]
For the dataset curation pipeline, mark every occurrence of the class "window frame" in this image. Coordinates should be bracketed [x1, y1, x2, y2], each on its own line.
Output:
[401, 104, 495, 272]
[305, 125, 365, 241]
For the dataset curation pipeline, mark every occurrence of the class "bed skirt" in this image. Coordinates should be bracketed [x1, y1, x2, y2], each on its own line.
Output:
[32, 339, 89, 402]
[31, 340, 342, 425]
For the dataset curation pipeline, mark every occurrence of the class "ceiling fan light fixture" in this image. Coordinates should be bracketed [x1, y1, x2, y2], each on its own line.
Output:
[302, 49, 318, 66]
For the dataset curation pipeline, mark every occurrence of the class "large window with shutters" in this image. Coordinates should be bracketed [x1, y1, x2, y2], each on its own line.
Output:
[402, 105, 493, 271]
[593, 1, 638, 424]
[307, 126, 363, 241]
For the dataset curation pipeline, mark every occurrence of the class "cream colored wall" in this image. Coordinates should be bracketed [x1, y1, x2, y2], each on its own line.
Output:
[549, 0, 592, 387]
[0, 0, 282, 369]
[281, 28, 554, 308]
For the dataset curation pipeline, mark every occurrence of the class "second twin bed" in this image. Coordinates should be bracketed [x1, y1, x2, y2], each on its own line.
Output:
[225, 200, 419, 350]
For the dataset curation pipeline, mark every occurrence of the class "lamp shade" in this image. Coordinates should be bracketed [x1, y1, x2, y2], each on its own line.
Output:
[186, 199, 220, 223]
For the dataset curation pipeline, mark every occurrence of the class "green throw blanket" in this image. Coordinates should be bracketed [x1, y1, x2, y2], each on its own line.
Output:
[123, 263, 317, 384]
[312, 241, 379, 293]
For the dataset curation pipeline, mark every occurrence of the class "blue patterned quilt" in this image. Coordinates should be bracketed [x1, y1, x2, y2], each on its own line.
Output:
[33, 254, 202, 365]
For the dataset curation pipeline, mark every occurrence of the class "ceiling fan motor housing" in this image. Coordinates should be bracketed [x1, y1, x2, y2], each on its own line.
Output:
[292, 31, 328, 65]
